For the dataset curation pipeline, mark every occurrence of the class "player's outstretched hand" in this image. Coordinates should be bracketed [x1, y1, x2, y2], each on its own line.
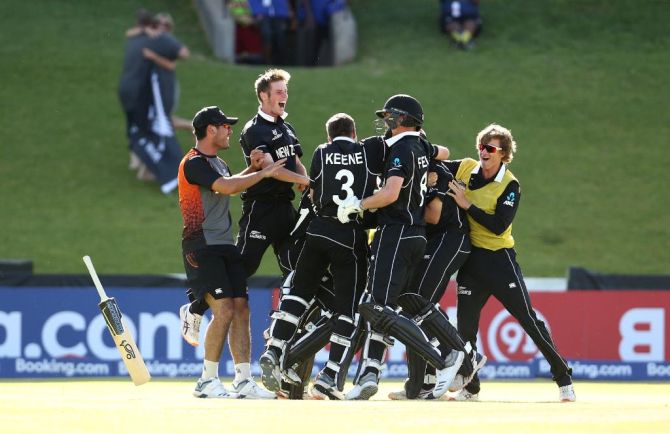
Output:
[337, 196, 363, 223]
[262, 158, 287, 178]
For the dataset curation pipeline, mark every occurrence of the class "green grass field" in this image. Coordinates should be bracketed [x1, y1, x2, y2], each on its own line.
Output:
[1, 380, 669, 433]
[1, 0, 669, 276]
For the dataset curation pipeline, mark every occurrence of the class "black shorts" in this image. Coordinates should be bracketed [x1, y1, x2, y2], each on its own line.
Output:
[368, 224, 426, 306]
[183, 244, 248, 301]
[237, 199, 298, 278]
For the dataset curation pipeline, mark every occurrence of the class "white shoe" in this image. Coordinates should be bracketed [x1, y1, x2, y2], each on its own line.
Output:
[433, 350, 465, 399]
[282, 367, 302, 385]
[388, 389, 408, 400]
[345, 372, 379, 400]
[388, 388, 440, 400]
[448, 389, 479, 401]
[311, 372, 344, 400]
[179, 304, 202, 347]
[193, 377, 235, 398]
[449, 352, 487, 392]
[259, 350, 282, 392]
[559, 384, 576, 402]
[232, 378, 276, 399]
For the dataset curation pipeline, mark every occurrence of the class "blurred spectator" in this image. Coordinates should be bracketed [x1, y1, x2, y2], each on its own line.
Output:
[118, 9, 185, 193]
[296, 0, 346, 66]
[228, 0, 265, 64]
[248, 0, 294, 65]
[439, 0, 482, 50]
[118, 8, 157, 172]
[151, 12, 191, 130]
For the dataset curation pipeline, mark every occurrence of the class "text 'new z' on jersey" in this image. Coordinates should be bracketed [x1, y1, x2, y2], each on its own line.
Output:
[379, 132, 438, 226]
[310, 136, 380, 224]
[239, 110, 302, 201]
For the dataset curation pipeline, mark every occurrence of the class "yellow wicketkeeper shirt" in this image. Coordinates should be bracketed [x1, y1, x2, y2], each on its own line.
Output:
[455, 158, 518, 250]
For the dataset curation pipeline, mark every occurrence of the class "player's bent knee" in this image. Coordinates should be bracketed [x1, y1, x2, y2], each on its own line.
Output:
[209, 298, 235, 320]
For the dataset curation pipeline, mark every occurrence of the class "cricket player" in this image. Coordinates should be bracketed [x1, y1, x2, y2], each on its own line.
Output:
[177, 106, 283, 398]
[260, 113, 383, 399]
[446, 123, 575, 402]
[337, 94, 464, 400]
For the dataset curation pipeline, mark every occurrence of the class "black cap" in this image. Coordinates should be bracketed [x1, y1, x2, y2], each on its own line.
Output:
[375, 94, 424, 125]
[192, 106, 238, 129]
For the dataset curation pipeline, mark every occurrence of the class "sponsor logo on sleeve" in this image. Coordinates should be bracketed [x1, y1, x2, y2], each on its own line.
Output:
[503, 192, 516, 207]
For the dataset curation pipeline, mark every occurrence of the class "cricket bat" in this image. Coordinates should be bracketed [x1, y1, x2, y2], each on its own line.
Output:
[83, 255, 151, 386]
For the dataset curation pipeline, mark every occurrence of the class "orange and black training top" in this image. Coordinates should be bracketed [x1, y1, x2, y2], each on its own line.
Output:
[178, 147, 234, 253]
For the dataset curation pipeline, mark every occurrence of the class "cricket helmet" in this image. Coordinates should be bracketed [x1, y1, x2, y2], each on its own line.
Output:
[375, 94, 424, 126]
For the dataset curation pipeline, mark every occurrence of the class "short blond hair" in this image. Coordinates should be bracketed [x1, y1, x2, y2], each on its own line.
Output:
[254, 69, 291, 103]
[476, 123, 517, 164]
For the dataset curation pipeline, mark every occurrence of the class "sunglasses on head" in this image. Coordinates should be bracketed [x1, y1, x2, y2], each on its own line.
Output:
[478, 143, 502, 153]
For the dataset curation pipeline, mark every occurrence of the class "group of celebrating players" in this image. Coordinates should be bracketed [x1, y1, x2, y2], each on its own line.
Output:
[176, 68, 576, 402]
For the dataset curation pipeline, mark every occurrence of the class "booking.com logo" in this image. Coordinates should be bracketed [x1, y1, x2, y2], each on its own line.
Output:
[487, 309, 550, 361]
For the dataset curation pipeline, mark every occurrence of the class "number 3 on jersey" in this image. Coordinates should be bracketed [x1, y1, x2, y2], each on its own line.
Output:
[333, 169, 355, 205]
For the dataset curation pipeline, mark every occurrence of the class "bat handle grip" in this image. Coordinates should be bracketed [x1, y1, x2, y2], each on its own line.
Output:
[83, 255, 108, 301]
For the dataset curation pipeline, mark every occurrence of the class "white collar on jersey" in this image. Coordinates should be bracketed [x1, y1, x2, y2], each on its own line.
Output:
[330, 136, 356, 143]
[385, 131, 420, 147]
[258, 107, 288, 123]
[471, 161, 507, 182]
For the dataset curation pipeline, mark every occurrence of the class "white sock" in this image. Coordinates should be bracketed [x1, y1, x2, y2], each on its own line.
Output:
[234, 362, 251, 384]
[202, 360, 219, 380]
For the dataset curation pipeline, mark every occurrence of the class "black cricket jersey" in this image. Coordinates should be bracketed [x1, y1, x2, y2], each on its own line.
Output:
[290, 189, 317, 239]
[239, 110, 303, 201]
[426, 161, 469, 237]
[359, 135, 388, 178]
[310, 137, 378, 223]
[378, 131, 438, 226]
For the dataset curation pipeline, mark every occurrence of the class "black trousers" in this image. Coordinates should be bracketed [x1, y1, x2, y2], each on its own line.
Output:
[291, 218, 368, 317]
[278, 223, 336, 312]
[236, 199, 297, 278]
[409, 230, 470, 303]
[457, 246, 572, 390]
[368, 224, 426, 305]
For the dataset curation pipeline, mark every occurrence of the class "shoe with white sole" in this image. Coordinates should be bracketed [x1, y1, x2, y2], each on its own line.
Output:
[433, 350, 465, 399]
[311, 372, 344, 400]
[193, 377, 235, 398]
[232, 378, 276, 399]
[388, 387, 442, 400]
[259, 350, 282, 392]
[559, 384, 576, 402]
[179, 304, 202, 347]
[449, 352, 487, 392]
[345, 372, 379, 400]
[282, 367, 302, 385]
[448, 389, 479, 401]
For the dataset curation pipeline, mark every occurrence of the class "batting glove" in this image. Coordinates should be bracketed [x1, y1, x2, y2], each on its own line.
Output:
[337, 196, 364, 223]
